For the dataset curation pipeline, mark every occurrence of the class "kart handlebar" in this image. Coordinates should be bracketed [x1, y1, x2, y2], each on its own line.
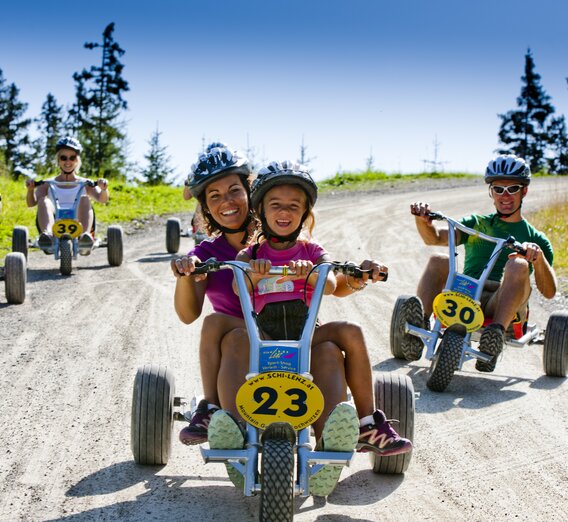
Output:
[33, 179, 97, 188]
[413, 209, 528, 256]
[188, 258, 388, 281]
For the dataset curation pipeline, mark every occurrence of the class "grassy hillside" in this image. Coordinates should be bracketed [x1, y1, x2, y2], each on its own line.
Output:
[1, 170, 566, 282]
[0, 176, 196, 259]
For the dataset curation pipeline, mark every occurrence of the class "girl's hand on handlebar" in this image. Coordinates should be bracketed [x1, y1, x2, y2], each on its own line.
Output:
[25, 178, 36, 190]
[249, 258, 272, 275]
[360, 259, 388, 283]
[97, 178, 108, 190]
[277, 259, 314, 283]
[410, 202, 433, 223]
[171, 255, 206, 281]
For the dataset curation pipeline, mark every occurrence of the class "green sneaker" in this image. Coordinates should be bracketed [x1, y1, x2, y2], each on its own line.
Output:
[309, 402, 359, 497]
[208, 410, 246, 489]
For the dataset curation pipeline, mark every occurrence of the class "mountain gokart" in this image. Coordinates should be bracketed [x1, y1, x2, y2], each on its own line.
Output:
[391, 211, 568, 392]
[131, 259, 415, 520]
[12, 179, 124, 276]
[165, 215, 207, 254]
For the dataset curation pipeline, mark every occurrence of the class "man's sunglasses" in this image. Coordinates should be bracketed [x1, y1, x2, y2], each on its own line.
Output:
[490, 184, 523, 195]
[59, 155, 78, 162]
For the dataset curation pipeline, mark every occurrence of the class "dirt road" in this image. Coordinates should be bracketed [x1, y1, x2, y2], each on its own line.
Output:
[1, 178, 567, 521]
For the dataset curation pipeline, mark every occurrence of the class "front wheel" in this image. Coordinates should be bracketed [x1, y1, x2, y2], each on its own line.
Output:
[371, 372, 415, 474]
[131, 365, 175, 465]
[59, 239, 72, 276]
[4, 252, 26, 304]
[166, 218, 181, 254]
[12, 226, 29, 260]
[543, 311, 568, 377]
[107, 225, 124, 266]
[426, 329, 464, 392]
[260, 423, 295, 522]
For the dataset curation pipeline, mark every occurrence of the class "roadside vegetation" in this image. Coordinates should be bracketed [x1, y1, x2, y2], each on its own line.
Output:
[1, 170, 566, 285]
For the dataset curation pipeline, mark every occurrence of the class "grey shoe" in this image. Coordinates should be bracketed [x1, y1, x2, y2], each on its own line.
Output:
[38, 232, 53, 254]
[309, 402, 359, 497]
[78, 233, 94, 256]
[208, 410, 246, 489]
[476, 324, 505, 372]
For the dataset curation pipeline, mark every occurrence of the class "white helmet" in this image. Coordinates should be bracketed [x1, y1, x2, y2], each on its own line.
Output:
[485, 155, 531, 185]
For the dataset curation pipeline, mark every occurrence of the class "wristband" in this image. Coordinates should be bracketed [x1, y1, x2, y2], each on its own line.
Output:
[345, 276, 367, 292]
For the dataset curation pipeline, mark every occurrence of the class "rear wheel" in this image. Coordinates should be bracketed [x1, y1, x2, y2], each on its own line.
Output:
[4, 252, 26, 304]
[260, 423, 295, 522]
[543, 311, 568, 377]
[390, 295, 424, 360]
[131, 365, 175, 465]
[107, 225, 124, 266]
[12, 226, 29, 260]
[166, 218, 181, 254]
[59, 239, 72, 276]
[426, 330, 464, 392]
[371, 372, 415, 474]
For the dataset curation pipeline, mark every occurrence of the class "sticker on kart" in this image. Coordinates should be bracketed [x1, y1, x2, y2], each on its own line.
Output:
[52, 219, 83, 239]
[433, 290, 484, 333]
[236, 372, 324, 430]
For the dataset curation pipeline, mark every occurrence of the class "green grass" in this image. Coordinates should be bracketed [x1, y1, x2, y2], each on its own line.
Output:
[1, 169, 566, 284]
[525, 193, 568, 282]
[318, 170, 478, 192]
[0, 176, 196, 259]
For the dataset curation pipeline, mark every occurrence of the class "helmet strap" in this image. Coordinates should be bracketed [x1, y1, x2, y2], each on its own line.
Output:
[209, 211, 253, 245]
[259, 209, 309, 243]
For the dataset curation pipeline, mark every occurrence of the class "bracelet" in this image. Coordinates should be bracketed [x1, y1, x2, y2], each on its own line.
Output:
[345, 275, 367, 292]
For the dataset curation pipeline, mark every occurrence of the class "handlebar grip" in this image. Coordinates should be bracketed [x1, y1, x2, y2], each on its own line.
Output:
[380, 271, 388, 282]
[34, 180, 45, 186]
[87, 180, 97, 187]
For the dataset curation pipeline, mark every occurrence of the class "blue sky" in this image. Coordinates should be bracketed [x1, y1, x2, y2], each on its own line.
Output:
[2, 0, 568, 181]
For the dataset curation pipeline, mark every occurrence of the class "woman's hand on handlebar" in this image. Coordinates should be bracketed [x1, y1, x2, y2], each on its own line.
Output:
[97, 178, 108, 190]
[360, 259, 388, 283]
[171, 255, 207, 281]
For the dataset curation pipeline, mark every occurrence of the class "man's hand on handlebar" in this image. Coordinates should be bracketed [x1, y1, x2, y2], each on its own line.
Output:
[410, 201, 433, 223]
[509, 242, 541, 264]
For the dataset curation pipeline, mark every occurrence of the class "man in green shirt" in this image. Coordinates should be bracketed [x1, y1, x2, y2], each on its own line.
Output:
[409, 154, 557, 372]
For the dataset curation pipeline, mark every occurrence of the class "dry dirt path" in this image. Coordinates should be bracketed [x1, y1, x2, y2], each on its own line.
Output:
[1, 177, 567, 521]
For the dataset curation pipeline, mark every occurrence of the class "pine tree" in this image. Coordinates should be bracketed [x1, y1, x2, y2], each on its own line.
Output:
[297, 135, 316, 168]
[72, 22, 129, 179]
[140, 126, 175, 185]
[547, 116, 568, 175]
[0, 69, 32, 179]
[497, 49, 555, 172]
[34, 93, 65, 176]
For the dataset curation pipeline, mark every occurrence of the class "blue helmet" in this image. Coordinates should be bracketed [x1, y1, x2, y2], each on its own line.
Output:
[251, 161, 317, 211]
[205, 141, 229, 153]
[55, 137, 83, 154]
[188, 146, 250, 198]
[485, 155, 531, 185]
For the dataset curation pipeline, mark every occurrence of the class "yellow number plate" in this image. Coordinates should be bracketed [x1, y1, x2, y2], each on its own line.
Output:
[53, 219, 83, 239]
[236, 372, 324, 430]
[433, 291, 484, 333]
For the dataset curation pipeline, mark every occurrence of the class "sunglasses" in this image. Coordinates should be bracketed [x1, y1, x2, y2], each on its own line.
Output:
[59, 155, 78, 162]
[490, 184, 523, 195]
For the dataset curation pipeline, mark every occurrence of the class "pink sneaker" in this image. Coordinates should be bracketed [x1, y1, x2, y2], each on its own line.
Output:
[357, 410, 413, 456]
[179, 399, 219, 445]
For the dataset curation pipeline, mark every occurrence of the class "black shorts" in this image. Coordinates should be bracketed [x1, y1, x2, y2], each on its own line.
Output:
[256, 299, 309, 340]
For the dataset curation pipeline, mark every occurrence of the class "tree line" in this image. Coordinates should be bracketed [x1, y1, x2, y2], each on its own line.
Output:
[1, 30, 567, 183]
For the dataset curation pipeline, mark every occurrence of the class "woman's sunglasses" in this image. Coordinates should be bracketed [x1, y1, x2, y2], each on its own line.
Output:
[59, 155, 78, 162]
[490, 184, 523, 195]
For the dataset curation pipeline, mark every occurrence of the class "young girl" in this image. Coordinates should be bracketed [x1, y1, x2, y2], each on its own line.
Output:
[234, 160, 412, 457]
